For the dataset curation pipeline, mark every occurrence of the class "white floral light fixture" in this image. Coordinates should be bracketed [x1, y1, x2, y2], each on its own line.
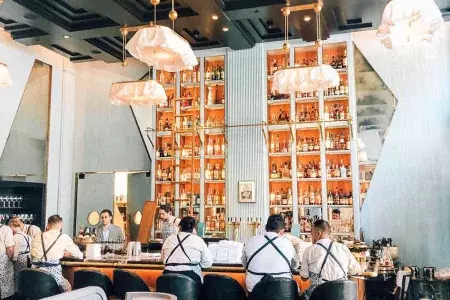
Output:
[272, 1, 339, 94]
[109, 79, 167, 106]
[0, 28, 12, 88]
[377, 0, 444, 49]
[121, 0, 197, 72]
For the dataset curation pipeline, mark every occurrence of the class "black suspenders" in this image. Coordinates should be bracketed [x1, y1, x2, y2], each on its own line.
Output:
[41, 233, 62, 262]
[317, 242, 346, 280]
[165, 234, 199, 267]
[17, 233, 30, 254]
[246, 235, 292, 276]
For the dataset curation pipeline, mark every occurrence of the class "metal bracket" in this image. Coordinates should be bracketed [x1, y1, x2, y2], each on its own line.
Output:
[261, 121, 268, 145]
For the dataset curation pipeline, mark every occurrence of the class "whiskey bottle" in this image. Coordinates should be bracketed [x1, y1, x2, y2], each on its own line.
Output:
[315, 189, 322, 205]
[205, 164, 213, 180]
[213, 164, 220, 180]
[220, 66, 225, 81]
[326, 133, 332, 150]
[207, 138, 214, 156]
[287, 188, 293, 205]
[275, 135, 280, 153]
[270, 189, 276, 205]
[346, 135, 351, 150]
[214, 139, 221, 156]
[340, 159, 347, 178]
[221, 165, 226, 180]
[157, 164, 162, 181]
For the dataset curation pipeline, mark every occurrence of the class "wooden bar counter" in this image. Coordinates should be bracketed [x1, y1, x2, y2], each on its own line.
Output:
[61, 259, 311, 292]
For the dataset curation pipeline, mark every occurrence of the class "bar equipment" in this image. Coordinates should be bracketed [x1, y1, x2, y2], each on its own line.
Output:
[227, 217, 241, 242]
[248, 217, 261, 236]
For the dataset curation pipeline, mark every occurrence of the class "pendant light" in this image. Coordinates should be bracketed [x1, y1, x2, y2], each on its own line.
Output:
[122, 0, 197, 72]
[377, 0, 444, 49]
[0, 28, 12, 88]
[272, 1, 339, 94]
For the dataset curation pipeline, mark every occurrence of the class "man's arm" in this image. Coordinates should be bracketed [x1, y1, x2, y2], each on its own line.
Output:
[290, 243, 300, 270]
[63, 235, 83, 259]
[300, 247, 311, 281]
[200, 240, 213, 269]
[345, 247, 362, 275]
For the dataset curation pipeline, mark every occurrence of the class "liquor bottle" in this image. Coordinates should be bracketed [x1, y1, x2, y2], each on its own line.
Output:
[270, 189, 276, 205]
[207, 138, 214, 156]
[324, 106, 330, 120]
[347, 165, 352, 178]
[205, 67, 211, 81]
[221, 190, 226, 205]
[214, 139, 221, 156]
[346, 135, 351, 150]
[326, 133, 332, 150]
[287, 188, 293, 205]
[157, 164, 162, 181]
[339, 81, 345, 95]
[343, 50, 348, 68]
[275, 190, 282, 205]
[221, 139, 225, 155]
[340, 159, 347, 178]
[270, 135, 275, 153]
[345, 81, 349, 95]
[213, 164, 220, 180]
[221, 165, 226, 180]
[313, 139, 320, 151]
[220, 66, 225, 80]
[275, 135, 280, 152]
[205, 164, 213, 180]
[315, 189, 322, 205]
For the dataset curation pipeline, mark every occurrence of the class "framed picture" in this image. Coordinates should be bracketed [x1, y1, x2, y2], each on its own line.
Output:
[238, 181, 255, 203]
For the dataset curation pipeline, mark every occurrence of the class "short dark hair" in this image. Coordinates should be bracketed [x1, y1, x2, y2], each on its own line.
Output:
[179, 216, 196, 233]
[100, 209, 113, 217]
[265, 214, 285, 233]
[159, 204, 172, 214]
[313, 220, 330, 233]
[332, 209, 341, 215]
[47, 215, 63, 225]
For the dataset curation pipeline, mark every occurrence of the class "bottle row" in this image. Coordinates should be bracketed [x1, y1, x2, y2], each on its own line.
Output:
[269, 188, 293, 206]
[206, 138, 226, 156]
[269, 132, 351, 154]
[205, 163, 226, 181]
[269, 160, 352, 180]
[206, 189, 226, 206]
[205, 66, 225, 82]
[158, 116, 226, 131]
[297, 187, 354, 206]
[205, 213, 226, 232]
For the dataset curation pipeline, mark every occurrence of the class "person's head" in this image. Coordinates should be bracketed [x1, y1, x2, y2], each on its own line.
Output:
[311, 220, 330, 243]
[8, 216, 23, 234]
[100, 209, 113, 226]
[193, 212, 199, 221]
[158, 204, 173, 221]
[265, 214, 285, 235]
[47, 215, 63, 232]
[332, 209, 341, 220]
[179, 216, 196, 233]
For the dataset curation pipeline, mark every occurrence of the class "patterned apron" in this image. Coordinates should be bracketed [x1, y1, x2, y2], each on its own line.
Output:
[13, 233, 31, 293]
[304, 242, 346, 300]
[0, 253, 15, 299]
[245, 235, 293, 283]
[161, 217, 179, 242]
[32, 233, 71, 293]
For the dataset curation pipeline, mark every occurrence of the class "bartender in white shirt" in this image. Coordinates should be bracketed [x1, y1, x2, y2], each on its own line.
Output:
[22, 222, 42, 240]
[162, 216, 213, 286]
[9, 216, 32, 294]
[300, 220, 361, 299]
[31, 215, 83, 292]
[242, 214, 300, 293]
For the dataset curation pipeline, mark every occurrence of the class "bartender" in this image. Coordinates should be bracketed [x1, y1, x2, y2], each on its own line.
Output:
[0, 223, 15, 299]
[94, 209, 124, 243]
[158, 204, 180, 242]
[300, 220, 361, 299]
[9, 216, 31, 294]
[242, 214, 300, 293]
[162, 216, 213, 286]
[22, 221, 42, 240]
[31, 215, 83, 292]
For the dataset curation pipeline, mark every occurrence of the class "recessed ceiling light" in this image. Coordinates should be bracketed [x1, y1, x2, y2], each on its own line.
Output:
[90, 50, 102, 55]
[212, 14, 218, 20]
[222, 27, 229, 32]
[64, 35, 70, 39]
[304, 16, 311, 22]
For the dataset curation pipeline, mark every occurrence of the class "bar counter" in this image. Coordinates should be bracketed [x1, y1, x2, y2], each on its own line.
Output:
[61, 257, 311, 292]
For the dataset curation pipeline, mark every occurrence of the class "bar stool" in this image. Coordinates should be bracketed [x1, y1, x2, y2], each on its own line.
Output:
[156, 273, 199, 300]
[203, 274, 248, 300]
[250, 278, 299, 300]
[73, 269, 113, 298]
[18, 269, 62, 300]
[113, 269, 150, 300]
[309, 280, 357, 300]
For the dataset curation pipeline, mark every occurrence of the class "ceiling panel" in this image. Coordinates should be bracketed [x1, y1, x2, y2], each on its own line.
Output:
[0, 0, 447, 63]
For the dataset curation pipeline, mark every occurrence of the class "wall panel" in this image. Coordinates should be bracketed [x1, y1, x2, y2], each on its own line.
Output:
[355, 22, 450, 267]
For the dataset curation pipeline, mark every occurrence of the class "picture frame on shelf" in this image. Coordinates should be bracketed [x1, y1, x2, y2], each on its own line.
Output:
[238, 181, 255, 203]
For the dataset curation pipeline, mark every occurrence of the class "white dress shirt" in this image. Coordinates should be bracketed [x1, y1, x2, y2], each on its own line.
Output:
[300, 238, 361, 280]
[0, 225, 15, 254]
[13, 232, 31, 260]
[162, 232, 213, 279]
[31, 229, 83, 261]
[242, 232, 300, 292]
[23, 224, 42, 240]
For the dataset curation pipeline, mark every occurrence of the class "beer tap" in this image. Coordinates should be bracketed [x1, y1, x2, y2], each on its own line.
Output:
[248, 217, 261, 236]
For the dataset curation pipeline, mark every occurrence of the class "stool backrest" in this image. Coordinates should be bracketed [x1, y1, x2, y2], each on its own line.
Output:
[156, 273, 199, 300]
[41, 286, 107, 300]
[113, 269, 150, 300]
[310, 280, 357, 300]
[250, 278, 299, 300]
[74, 269, 113, 297]
[19, 269, 61, 300]
[203, 274, 247, 300]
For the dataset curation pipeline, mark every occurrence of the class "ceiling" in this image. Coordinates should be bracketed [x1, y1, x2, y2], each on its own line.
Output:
[0, 0, 448, 63]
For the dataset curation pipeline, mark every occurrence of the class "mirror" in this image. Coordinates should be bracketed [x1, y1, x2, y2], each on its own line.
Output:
[133, 211, 142, 225]
[87, 211, 100, 226]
